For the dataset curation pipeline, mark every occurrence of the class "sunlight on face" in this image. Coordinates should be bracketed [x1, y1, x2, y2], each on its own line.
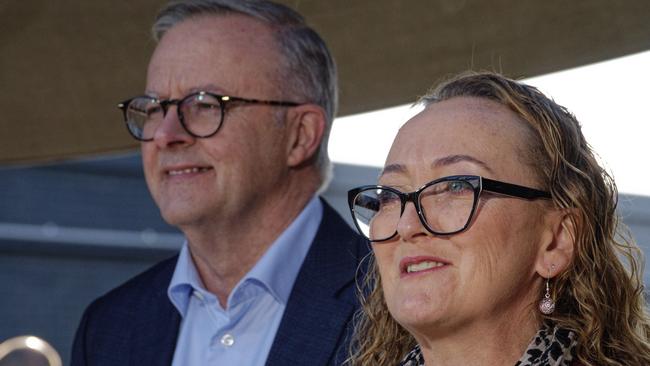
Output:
[141, 15, 290, 229]
[374, 97, 549, 341]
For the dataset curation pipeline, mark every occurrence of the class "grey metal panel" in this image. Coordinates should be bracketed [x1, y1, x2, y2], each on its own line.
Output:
[0, 155, 177, 233]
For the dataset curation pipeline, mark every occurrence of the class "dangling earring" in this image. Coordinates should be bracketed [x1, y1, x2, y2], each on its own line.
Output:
[539, 267, 556, 315]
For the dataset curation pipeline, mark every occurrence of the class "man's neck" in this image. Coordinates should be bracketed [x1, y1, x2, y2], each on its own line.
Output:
[180, 174, 319, 307]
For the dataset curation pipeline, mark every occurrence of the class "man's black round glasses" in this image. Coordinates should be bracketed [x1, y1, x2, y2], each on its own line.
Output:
[118, 91, 300, 141]
[347, 175, 551, 242]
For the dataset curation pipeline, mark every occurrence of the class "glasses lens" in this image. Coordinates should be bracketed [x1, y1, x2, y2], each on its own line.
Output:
[180, 93, 223, 137]
[419, 179, 476, 234]
[352, 188, 401, 241]
[125, 97, 161, 140]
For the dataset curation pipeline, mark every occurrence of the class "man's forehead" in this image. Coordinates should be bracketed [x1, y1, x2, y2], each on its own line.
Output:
[159, 13, 276, 46]
[146, 13, 282, 97]
[150, 14, 281, 72]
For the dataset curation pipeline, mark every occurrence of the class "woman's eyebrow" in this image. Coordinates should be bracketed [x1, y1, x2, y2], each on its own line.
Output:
[379, 155, 493, 180]
[431, 154, 494, 174]
[379, 163, 407, 178]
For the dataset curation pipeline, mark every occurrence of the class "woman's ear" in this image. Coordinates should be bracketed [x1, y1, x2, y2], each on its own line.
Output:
[535, 209, 577, 277]
[284, 104, 326, 168]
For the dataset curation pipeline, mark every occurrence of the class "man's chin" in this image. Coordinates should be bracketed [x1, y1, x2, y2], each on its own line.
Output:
[159, 206, 202, 228]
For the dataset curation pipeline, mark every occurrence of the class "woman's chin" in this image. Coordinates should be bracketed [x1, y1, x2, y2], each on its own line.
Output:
[389, 297, 449, 331]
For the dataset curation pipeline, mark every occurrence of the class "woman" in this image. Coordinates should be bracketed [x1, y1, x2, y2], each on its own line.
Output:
[347, 72, 650, 365]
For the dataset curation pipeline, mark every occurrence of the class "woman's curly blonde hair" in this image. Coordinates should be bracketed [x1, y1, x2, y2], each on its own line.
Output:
[348, 71, 650, 366]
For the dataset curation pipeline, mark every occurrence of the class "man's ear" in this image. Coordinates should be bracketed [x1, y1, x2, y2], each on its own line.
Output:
[284, 104, 326, 168]
[535, 209, 577, 277]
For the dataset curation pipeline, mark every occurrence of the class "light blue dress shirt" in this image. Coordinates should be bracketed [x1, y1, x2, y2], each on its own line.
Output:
[167, 196, 323, 366]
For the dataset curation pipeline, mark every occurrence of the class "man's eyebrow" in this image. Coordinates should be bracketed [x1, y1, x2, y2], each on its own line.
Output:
[144, 84, 227, 99]
[188, 84, 227, 94]
[432, 154, 494, 173]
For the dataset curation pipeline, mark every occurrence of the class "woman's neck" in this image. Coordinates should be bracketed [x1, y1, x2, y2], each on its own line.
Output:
[416, 313, 540, 366]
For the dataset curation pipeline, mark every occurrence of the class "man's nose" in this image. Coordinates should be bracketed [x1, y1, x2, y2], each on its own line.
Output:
[151, 106, 194, 148]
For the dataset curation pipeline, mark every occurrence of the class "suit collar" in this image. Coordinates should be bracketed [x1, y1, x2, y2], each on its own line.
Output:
[266, 199, 369, 366]
[127, 256, 181, 366]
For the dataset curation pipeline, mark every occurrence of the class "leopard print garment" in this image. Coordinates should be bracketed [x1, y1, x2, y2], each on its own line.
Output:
[399, 324, 577, 365]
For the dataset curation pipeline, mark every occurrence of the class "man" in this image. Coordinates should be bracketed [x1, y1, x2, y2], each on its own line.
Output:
[71, 1, 368, 365]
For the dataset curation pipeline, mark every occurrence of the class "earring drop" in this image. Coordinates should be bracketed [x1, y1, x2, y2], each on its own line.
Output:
[539, 267, 556, 315]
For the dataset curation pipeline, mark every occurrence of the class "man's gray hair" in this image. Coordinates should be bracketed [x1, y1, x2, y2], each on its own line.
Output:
[153, 0, 337, 190]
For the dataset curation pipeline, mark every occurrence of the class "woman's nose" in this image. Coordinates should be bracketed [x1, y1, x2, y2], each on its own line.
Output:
[396, 201, 429, 241]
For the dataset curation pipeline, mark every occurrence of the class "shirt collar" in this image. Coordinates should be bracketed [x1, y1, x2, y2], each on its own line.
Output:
[244, 196, 323, 304]
[167, 196, 323, 316]
[167, 242, 203, 317]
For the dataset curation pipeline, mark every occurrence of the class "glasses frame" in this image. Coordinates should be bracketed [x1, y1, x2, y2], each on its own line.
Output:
[347, 174, 551, 242]
[117, 91, 301, 141]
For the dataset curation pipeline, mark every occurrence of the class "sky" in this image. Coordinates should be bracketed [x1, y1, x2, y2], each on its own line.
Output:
[328, 50, 650, 197]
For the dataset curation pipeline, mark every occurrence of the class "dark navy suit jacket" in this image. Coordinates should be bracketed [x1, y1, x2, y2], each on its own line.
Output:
[71, 200, 369, 366]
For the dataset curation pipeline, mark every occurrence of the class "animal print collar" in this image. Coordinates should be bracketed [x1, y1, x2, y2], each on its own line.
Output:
[399, 324, 577, 365]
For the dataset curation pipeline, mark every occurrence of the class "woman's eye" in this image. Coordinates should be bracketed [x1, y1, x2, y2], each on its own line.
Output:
[447, 181, 471, 194]
[377, 191, 398, 205]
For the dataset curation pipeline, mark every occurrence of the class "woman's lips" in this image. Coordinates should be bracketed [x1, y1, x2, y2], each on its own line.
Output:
[399, 256, 450, 277]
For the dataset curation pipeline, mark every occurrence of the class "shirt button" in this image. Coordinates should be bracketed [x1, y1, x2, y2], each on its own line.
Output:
[220, 334, 235, 347]
[193, 290, 204, 301]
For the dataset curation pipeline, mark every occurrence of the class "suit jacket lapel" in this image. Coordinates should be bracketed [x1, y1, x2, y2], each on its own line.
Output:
[266, 200, 369, 366]
[127, 257, 182, 366]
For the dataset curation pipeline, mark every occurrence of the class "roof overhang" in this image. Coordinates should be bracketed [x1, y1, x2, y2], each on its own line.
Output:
[2, 0, 649, 164]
